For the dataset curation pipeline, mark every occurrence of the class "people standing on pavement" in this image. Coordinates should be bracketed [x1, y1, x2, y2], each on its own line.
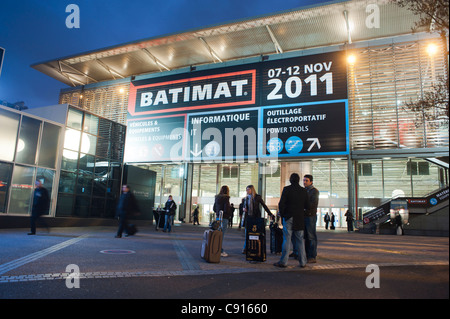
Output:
[395, 212, 404, 235]
[345, 209, 354, 232]
[213, 185, 232, 257]
[303, 174, 320, 263]
[274, 173, 310, 268]
[330, 212, 335, 230]
[229, 203, 235, 228]
[28, 180, 50, 235]
[242, 185, 275, 253]
[238, 198, 245, 229]
[163, 195, 177, 233]
[115, 184, 140, 238]
[324, 212, 331, 230]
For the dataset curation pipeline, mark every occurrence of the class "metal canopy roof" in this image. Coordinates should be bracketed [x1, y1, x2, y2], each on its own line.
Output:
[32, 0, 424, 87]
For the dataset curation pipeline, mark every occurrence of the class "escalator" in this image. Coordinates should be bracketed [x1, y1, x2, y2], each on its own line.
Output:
[360, 186, 449, 236]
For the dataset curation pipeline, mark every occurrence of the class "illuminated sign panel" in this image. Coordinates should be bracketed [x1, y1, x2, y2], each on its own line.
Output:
[125, 51, 348, 163]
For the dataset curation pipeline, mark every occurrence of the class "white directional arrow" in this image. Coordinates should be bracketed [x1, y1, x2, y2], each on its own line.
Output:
[307, 138, 321, 152]
[190, 143, 202, 157]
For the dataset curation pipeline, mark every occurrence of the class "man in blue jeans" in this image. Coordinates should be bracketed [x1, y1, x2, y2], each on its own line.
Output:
[163, 195, 177, 233]
[303, 174, 320, 263]
[274, 173, 310, 268]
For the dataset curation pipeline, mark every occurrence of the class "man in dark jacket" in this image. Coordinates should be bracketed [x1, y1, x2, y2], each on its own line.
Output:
[28, 180, 50, 235]
[274, 173, 310, 268]
[115, 185, 139, 238]
[163, 195, 177, 233]
[303, 174, 319, 263]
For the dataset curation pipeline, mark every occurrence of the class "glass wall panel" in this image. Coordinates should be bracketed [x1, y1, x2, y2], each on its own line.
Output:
[198, 164, 218, 197]
[61, 151, 78, 172]
[64, 129, 81, 152]
[76, 174, 93, 196]
[330, 160, 348, 199]
[36, 168, 55, 215]
[312, 161, 331, 198]
[265, 162, 281, 199]
[82, 134, 97, 155]
[74, 195, 90, 217]
[67, 108, 83, 129]
[59, 170, 76, 194]
[0, 162, 13, 213]
[9, 165, 35, 214]
[410, 159, 441, 196]
[163, 165, 183, 201]
[56, 108, 126, 219]
[38, 122, 61, 169]
[383, 160, 413, 198]
[56, 194, 74, 216]
[357, 160, 383, 199]
[90, 197, 105, 217]
[0, 108, 20, 161]
[83, 113, 99, 135]
[78, 154, 95, 175]
[15, 116, 41, 165]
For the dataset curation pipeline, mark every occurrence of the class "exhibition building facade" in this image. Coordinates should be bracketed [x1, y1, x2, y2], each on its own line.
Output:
[1, 0, 448, 232]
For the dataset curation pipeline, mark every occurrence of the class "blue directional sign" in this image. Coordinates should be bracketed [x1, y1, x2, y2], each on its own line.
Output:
[259, 100, 349, 159]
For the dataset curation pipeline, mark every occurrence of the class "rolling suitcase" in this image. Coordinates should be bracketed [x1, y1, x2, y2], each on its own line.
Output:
[246, 216, 266, 262]
[270, 220, 283, 254]
[201, 211, 223, 263]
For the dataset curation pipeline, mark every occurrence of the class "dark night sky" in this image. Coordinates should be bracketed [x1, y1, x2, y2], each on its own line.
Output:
[0, 0, 331, 109]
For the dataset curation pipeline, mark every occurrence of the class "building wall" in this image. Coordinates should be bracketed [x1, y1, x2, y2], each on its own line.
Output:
[348, 38, 448, 151]
[0, 105, 63, 216]
[56, 107, 126, 219]
[57, 35, 449, 224]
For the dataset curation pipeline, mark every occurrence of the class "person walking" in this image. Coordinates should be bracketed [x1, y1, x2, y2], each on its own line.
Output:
[242, 185, 275, 253]
[213, 185, 232, 257]
[345, 209, 354, 232]
[115, 184, 140, 238]
[163, 195, 177, 233]
[192, 206, 200, 225]
[229, 203, 235, 228]
[303, 174, 319, 263]
[274, 173, 310, 268]
[324, 212, 330, 230]
[28, 180, 50, 235]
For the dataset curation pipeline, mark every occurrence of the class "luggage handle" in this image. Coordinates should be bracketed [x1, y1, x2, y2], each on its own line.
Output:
[216, 210, 223, 222]
[210, 210, 222, 231]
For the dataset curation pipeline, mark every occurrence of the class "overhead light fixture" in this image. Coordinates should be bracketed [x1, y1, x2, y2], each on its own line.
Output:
[426, 43, 438, 56]
[347, 54, 356, 65]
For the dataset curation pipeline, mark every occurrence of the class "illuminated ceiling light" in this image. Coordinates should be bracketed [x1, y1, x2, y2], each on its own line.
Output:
[119, 88, 124, 93]
[347, 54, 356, 65]
[426, 43, 438, 56]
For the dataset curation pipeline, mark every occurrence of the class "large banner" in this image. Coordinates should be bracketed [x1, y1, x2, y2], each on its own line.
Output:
[124, 51, 348, 163]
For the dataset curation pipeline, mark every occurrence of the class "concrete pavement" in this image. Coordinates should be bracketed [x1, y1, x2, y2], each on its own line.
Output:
[0, 223, 448, 300]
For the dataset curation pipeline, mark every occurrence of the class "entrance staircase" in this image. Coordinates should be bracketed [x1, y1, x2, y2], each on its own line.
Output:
[360, 186, 449, 236]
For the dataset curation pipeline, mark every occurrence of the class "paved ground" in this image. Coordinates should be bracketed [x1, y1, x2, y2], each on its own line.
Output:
[0, 223, 448, 307]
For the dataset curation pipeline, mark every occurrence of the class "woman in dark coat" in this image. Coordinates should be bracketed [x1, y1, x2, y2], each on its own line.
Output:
[213, 185, 231, 257]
